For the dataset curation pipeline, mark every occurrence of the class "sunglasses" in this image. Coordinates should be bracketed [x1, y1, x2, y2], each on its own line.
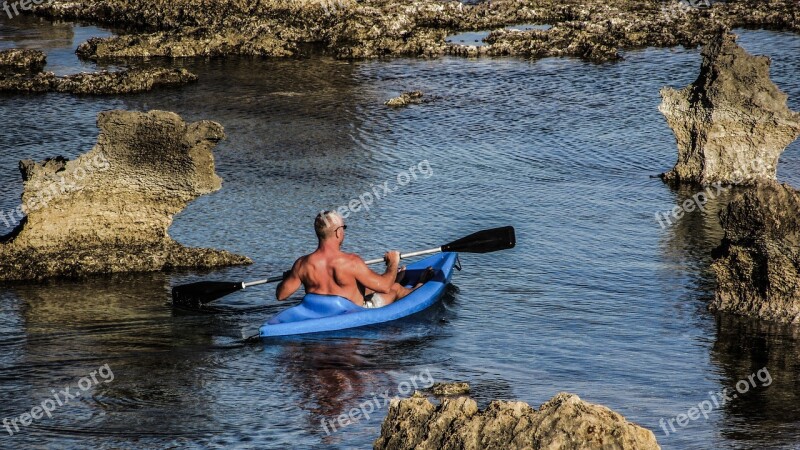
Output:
[335, 225, 347, 232]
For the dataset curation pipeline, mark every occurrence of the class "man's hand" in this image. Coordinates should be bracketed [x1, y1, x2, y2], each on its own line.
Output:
[396, 265, 407, 283]
[384, 250, 401, 267]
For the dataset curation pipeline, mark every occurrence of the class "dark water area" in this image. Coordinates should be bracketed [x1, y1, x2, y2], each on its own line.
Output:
[1, 14, 800, 449]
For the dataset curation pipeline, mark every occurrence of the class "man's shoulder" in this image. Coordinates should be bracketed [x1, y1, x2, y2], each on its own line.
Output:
[341, 252, 364, 263]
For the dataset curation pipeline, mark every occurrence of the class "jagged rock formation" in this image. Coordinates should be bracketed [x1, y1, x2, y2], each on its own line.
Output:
[0, 110, 251, 281]
[375, 390, 660, 450]
[711, 182, 800, 323]
[0, 49, 196, 94]
[27, 0, 800, 62]
[659, 32, 800, 185]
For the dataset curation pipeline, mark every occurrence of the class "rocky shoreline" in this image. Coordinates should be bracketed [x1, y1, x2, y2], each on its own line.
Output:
[23, 0, 800, 62]
[0, 110, 251, 281]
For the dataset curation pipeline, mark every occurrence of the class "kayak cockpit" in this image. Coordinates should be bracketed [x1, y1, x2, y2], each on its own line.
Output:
[267, 294, 363, 325]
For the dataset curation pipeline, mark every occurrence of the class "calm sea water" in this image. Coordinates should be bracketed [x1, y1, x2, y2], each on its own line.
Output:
[1, 15, 799, 450]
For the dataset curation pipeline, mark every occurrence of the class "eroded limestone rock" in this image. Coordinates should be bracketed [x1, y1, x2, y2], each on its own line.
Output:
[659, 32, 800, 185]
[427, 381, 471, 396]
[0, 110, 251, 281]
[711, 182, 800, 323]
[375, 391, 660, 450]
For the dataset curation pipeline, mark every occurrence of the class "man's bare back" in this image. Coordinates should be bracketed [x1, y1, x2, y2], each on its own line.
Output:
[276, 211, 428, 308]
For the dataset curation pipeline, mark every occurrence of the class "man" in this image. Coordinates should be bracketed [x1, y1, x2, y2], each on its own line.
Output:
[276, 211, 432, 307]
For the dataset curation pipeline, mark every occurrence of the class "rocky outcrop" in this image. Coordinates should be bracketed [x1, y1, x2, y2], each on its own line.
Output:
[27, 0, 800, 62]
[0, 49, 46, 72]
[711, 182, 800, 323]
[0, 49, 196, 94]
[659, 32, 800, 185]
[0, 110, 251, 281]
[375, 390, 660, 450]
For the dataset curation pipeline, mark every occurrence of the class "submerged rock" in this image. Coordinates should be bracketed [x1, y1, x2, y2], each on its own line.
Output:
[29, 0, 800, 62]
[711, 182, 800, 323]
[385, 91, 426, 108]
[375, 391, 660, 449]
[0, 110, 251, 281]
[427, 381, 470, 396]
[0, 62, 196, 94]
[56, 67, 196, 94]
[659, 32, 800, 185]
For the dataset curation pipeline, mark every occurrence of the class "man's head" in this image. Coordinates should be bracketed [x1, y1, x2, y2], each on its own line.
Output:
[315, 210, 346, 243]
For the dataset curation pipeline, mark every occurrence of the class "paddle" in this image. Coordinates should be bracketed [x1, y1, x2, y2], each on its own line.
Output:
[171, 226, 515, 306]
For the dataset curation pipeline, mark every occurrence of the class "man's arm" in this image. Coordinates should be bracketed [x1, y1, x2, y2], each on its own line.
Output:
[351, 251, 400, 294]
[275, 260, 302, 301]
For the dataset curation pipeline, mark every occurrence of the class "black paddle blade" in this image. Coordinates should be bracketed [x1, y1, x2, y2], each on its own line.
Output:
[171, 281, 244, 306]
[441, 226, 516, 254]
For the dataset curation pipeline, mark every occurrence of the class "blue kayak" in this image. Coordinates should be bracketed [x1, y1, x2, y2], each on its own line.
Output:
[259, 252, 459, 337]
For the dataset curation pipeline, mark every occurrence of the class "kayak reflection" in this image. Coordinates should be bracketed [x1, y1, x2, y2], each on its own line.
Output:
[268, 308, 449, 441]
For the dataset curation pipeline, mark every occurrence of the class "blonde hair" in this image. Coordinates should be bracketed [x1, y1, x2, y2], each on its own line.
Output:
[314, 210, 341, 239]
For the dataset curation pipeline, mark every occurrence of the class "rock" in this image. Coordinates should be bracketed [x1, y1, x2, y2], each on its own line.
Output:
[0, 110, 251, 281]
[0, 66, 197, 94]
[659, 32, 800, 185]
[55, 67, 197, 94]
[711, 182, 800, 323]
[375, 392, 660, 450]
[29, 0, 800, 62]
[385, 91, 426, 107]
[75, 28, 296, 60]
[0, 49, 46, 72]
[427, 381, 470, 396]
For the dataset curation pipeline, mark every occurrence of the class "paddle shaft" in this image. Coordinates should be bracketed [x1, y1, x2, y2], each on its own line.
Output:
[363, 246, 441, 265]
[240, 246, 442, 289]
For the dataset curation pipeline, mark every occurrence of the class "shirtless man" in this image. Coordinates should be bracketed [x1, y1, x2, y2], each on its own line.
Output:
[275, 211, 431, 307]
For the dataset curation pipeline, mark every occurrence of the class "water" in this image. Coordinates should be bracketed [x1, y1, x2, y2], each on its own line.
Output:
[1, 15, 799, 449]
[445, 24, 552, 46]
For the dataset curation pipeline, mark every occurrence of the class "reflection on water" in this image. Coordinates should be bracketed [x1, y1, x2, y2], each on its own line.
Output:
[445, 24, 552, 46]
[0, 17, 799, 450]
[0, 14, 118, 75]
[274, 333, 437, 443]
[712, 315, 800, 448]
[658, 183, 800, 449]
